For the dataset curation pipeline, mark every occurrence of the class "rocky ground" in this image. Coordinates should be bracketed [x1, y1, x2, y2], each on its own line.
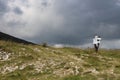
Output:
[0, 40, 120, 80]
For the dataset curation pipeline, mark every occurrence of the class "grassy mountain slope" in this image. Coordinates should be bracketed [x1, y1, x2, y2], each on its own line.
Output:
[0, 40, 120, 80]
[0, 32, 34, 45]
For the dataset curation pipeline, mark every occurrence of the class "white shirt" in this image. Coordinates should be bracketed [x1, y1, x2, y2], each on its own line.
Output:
[93, 37, 101, 44]
[93, 38, 97, 44]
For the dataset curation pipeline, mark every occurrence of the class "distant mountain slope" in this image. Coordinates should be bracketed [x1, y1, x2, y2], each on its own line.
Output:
[0, 32, 35, 44]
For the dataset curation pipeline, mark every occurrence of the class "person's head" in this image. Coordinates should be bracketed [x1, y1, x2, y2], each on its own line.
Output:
[95, 35, 98, 38]
[94, 34, 98, 37]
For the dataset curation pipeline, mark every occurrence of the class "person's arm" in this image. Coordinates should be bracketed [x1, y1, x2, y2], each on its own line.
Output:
[98, 38, 101, 41]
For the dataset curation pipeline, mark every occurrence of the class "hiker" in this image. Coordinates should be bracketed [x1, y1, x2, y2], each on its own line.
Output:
[93, 35, 101, 53]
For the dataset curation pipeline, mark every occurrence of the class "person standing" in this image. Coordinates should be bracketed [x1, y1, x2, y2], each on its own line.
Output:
[93, 35, 101, 53]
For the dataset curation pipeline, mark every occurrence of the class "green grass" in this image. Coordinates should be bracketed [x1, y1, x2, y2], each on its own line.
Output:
[63, 75, 97, 80]
[0, 40, 120, 80]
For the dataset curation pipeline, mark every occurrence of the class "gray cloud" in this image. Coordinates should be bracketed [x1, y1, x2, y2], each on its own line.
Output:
[0, 0, 120, 48]
[13, 7, 23, 14]
[0, 0, 9, 15]
[54, 0, 120, 41]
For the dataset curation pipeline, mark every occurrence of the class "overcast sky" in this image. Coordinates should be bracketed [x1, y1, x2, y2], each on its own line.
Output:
[0, 0, 120, 49]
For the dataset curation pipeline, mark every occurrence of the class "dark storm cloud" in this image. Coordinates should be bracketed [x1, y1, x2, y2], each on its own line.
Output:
[50, 0, 120, 44]
[0, 0, 23, 15]
[30, 0, 120, 45]
[0, 0, 120, 48]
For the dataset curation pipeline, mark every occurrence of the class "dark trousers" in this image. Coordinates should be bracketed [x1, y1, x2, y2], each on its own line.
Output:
[94, 44, 99, 53]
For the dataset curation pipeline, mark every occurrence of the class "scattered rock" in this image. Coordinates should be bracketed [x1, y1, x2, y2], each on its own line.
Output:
[0, 51, 11, 61]
[21, 48, 26, 51]
[34, 48, 41, 52]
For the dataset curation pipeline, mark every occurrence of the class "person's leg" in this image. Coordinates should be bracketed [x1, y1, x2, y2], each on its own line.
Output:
[96, 46, 98, 53]
[98, 43, 100, 48]
[97, 43, 100, 52]
[94, 44, 98, 53]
